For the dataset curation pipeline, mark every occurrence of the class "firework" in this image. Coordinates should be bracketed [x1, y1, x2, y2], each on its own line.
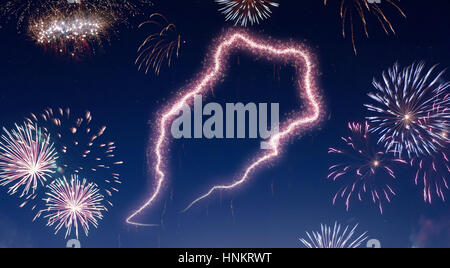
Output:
[300, 222, 368, 248]
[215, 0, 279, 26]
[1, 0, 153, 30]
[324, 0, 406, 55]
[412, 149, 450, 204]
[28, 10, 105, 57]
[365, 62, 450, 159]
[26, 108, 123, 208]
[0, 0, 66, 30]
[127, 30, 322, 226]
[328, 122, 407, 214]
[411, 103, 450, 204]
[136, 13, 182, 75]
[41, 175, 106, 239]
[0, 123, 58, 199]
[2, 0, 153, 56]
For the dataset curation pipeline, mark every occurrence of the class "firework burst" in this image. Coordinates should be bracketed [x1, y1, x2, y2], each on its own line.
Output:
[26, 108, 123, 208]
[0, 0, 66, 30]
[324, 0, 406, 55]
[328, 122, 407, 214]
[28, 9, 105, 57]
[1, 0, 153, 30]
[136, 13, 182, 75]
[2, 0, 153, 57]
[215, 0, 280, 26]
[0, 123, 58, 199]
[300, 222, 368, 248]
[412, 148, 450, 204]
[41, 175, 106, 239]
[365, 62, 450, 159]
[411, 103, 450, 204]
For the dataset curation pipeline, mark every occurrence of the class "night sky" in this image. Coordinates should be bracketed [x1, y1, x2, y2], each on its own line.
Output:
[0, 0, 449, 248]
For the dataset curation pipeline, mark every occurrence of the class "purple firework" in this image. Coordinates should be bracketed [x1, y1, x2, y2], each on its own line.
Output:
[0, 123, 57, 200]
[41, 175, 106, 239]
[328, 122, 407, 214]
[365, 62, 450, 159]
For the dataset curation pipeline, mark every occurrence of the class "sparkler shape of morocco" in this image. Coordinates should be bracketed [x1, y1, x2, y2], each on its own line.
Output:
[127, 30, 323, 226]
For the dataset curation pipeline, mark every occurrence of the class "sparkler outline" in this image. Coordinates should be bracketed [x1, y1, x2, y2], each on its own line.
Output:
[127, 30, 323, 226]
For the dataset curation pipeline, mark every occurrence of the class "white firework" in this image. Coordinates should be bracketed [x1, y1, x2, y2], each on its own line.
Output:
[300, 222, 368, 248]
[215, 0, 279, 26]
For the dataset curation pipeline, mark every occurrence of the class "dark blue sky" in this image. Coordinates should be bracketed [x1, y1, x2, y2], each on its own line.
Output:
[0, 0, 449, 248]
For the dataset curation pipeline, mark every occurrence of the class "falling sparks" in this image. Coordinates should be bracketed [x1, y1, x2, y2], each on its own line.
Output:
[41, 175, 106, 239]
[0, 0, 66, 30]
[328, 122, 407, 214]
[0, 123, 58, 199]
[127, 30, 322, 226]
[411, 104, 450, 204]
[26, 108, 123, 208]
[300, 222, 368, 248]
[136, 13, 182, 75]
[215, 0, 280, 26]
[324, 0, 406, 55]
[365, 62, 450, 159]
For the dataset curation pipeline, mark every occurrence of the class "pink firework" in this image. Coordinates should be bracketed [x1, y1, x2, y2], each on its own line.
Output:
[328, 122, 407, 214]
[412, 148, 450, 204]
[26, 107, 123, 208]
[411, 103, 450, 204]
[127, 30, 322, 226]
[0, 123, 57, 198]
[41, 175, 106, 239]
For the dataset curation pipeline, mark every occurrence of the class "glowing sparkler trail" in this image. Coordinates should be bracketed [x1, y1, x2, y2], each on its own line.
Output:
[127, 30, 322, 226]
[0, 123, 58, 198]
[300, 222, 368, 248]
[41, 175, 106, 239]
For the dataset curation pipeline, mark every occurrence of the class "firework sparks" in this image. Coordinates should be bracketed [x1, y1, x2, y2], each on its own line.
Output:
[136, 13, 182, 75]
[1, 0, 153, 31]
[411, 103, 450, 204]
[127, 30, 322, 226]
[328, 122, 407, 214]
[0, 0, 66, 30]
[28, 10, 105, 57]
[324, 0, 406, 55]
[2, 0, 153, 56]
[41, 175, 106, 239]
[365, 62, 450, 159]
[0, 123, 58, 199]
[412, 148, 450, 204]
[300, 222, 368, 248]
[215, 0, 280, 26]
[26, 108, 123, 208]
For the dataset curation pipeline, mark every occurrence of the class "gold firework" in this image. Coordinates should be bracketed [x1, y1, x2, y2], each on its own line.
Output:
[324, 0, 406, 55]
[1, 0, 153, 32]
[136, 13, 182, 75]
